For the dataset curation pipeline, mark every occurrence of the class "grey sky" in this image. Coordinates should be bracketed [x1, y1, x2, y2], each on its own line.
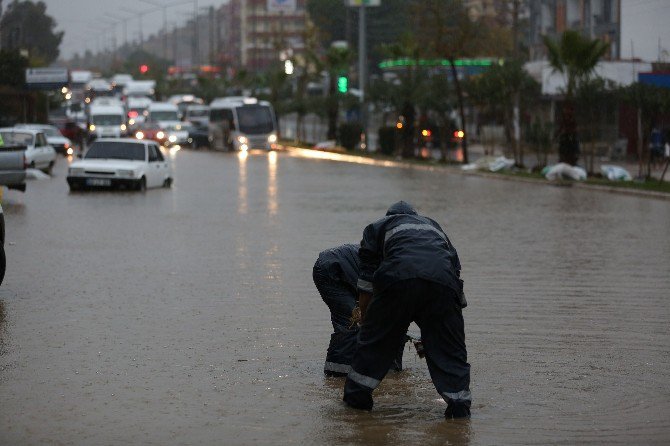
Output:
[40, 0, 670, 63]
[621, 0, 670, 62]
[41, 0, 228, 59]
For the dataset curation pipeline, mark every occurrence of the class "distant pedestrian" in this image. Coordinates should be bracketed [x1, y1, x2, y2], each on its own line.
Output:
[313, 244, 403, 377]
[343, 201, 471, 418]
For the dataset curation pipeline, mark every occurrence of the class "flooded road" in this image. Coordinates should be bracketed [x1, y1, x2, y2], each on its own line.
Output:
[1, 148, 669, 445]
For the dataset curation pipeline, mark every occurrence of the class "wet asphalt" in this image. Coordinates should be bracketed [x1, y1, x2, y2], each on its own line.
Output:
[1, 147, 669, 445]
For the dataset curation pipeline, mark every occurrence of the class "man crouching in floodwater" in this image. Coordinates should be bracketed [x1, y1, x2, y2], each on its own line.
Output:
[313, 244, 404, 376]
[343, 201, 471, 419]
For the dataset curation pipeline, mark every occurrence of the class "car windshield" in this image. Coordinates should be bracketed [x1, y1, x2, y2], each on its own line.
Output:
[0, 131, 33, 146]
[92, 114, 123, 125]
[40, 127, 60, 137]
[188, 109, 209, 117]
[151, 111, 179, 121]
[17, 126, 59, 136]
[85, 141, 145, 161]
[237, 105, 275, 134]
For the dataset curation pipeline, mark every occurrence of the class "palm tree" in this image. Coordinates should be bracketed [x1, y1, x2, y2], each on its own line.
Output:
[543, 30, 609, 165]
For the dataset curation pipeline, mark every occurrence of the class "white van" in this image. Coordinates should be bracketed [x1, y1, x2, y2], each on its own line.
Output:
[88, 103, 126, 140]
[208, 97, 277, 151]
[184, 104, 210, 128]
[124, 80, 156, 99]
[147, 102, 180, 128]
[126, 96, 152, 128]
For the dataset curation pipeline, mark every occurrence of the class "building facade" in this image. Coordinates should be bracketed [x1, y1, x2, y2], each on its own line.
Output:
[221, 0, 307, 72]
[529, 0, 621, 60]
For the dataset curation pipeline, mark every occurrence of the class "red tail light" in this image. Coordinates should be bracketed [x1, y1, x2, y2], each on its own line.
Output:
[128, 110, 139, 118]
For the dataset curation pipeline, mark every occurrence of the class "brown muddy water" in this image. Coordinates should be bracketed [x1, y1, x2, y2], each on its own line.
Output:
[1, 148, 669, 445]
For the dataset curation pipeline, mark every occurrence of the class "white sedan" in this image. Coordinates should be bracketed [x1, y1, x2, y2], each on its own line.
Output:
[67, 138, 172, 191]
[14, 124, 74, 155]
[0, 128, 57, 173]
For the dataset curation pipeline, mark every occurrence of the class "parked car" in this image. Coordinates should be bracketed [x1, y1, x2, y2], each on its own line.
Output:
[14, 124, 74, 155]
[67, 138, 172, 191]
[0, 128, 56, 173]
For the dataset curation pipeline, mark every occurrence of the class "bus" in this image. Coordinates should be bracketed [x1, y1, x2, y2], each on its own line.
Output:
[208, 97, 277, 151]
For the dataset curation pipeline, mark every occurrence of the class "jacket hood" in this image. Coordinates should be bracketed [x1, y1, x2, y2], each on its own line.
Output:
[386, 201, 417, 216]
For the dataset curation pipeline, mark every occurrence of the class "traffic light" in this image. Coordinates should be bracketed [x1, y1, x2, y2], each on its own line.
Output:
[337, 75, 348, 94]
[139, 64, 149, 74]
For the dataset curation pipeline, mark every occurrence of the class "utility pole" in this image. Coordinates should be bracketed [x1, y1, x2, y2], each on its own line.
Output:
[358, 3, 367, 148]
[193, 0, 199, 68]
[108, 13, 131, 50]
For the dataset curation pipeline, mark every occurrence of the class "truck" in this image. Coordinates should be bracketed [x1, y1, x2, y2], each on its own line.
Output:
[0, 139, 29, 287]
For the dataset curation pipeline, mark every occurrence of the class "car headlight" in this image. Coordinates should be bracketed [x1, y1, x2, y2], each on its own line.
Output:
[120, 124, 127, 131]
[268, 133, 277, 143]
[168, 135, 177, 143]
[69, 167, 84, 175]
[66, 147, 74, 155]
[89, 124, 96, 131]
[135, 131, 144, 139]
[157, 131, 165, 139]
[128, 119, 135, 126]
[117, 169, 135, 177]
[237, 136, 248, 144]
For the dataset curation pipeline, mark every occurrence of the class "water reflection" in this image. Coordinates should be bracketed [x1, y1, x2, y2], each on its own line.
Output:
[238, 150, 248, 215]
[268, 151, 278, 216]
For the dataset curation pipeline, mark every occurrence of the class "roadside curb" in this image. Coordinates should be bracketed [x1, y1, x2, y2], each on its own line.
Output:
[280, 145, 670, 201]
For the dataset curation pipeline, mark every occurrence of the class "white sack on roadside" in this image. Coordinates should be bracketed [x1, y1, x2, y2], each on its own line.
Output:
[543, 163, 587, 181]
[600, 164, 632, 181]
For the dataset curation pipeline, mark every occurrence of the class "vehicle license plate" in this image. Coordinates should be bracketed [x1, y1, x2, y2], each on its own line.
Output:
[86, 178, 111, 186]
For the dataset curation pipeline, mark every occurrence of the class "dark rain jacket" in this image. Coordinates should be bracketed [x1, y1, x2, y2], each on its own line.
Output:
[356, 201, 463, 299]
[316, 244, 361, 292]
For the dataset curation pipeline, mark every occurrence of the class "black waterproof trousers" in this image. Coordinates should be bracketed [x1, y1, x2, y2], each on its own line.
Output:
[313, 262, 403, 376]
[343, 278, 471, 418]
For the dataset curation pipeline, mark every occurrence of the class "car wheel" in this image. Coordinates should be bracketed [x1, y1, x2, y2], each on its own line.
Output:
[42, 161, 55, 175]
[29, 161, 36, 169]
[136, 177, 147, 191]
[163, 177, 172, 188]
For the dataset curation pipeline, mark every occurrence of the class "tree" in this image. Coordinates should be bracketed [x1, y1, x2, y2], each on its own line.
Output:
[543, 30, 608, 165]
[0, 49, 28, 87]
[411, 0, 484, 164]
[466, 60, 540, 166]
[0, 1, 63, 65]
[306, 0, 411, 68]
[574, 77, 617, 174]
[619, 82, 670, 180]
[368, 34, 429, 158]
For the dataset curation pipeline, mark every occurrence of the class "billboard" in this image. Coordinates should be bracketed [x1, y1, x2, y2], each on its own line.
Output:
[25, 68, 69, 90]
[267, 0, 297, 13]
